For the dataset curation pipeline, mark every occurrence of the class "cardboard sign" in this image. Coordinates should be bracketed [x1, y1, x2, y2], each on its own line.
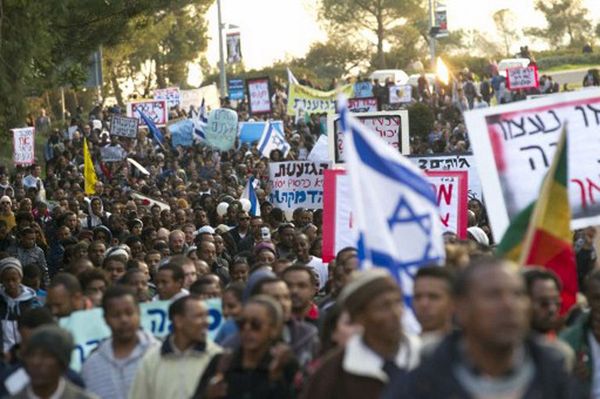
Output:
[100, 146, 126, 162]
[247, 77, 271, 115]
[426, 171, 468, 238]
[322, 169, 465, 261]
[287, 83, 354, 116]
[110, 115, 139, 138]
[206, 108, 238, 151]
[353, 81, 373, 98]
[506, 66, 539, 90]
[328, 110, 410, 163]
[408, 154, 482, 200]
[348, 97, 378, 113]
[12, 127, 35, 166]
[269, 161, 331, 211]
[389, 85, 413, 104]
[127, 100, 168, 128]
[60, 298, 223, 371]
[465, 88, 600, 238]
[154, 87, 181, 108]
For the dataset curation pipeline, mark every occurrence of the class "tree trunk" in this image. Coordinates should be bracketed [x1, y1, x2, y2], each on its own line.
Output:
[376, 1, 385, 69]
[110, 68, 124, 107]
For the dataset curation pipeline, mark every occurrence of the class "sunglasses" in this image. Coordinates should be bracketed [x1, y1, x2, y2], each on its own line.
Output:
[235, 317, 264, 332]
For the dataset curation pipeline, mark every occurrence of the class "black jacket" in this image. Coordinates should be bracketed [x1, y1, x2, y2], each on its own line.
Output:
[390, 332, 582, 399]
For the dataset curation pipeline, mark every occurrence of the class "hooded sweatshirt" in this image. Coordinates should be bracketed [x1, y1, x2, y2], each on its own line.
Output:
[81, 197, 110, 230]
[81, 329, 159, 399]
[0, 285, 40, 352]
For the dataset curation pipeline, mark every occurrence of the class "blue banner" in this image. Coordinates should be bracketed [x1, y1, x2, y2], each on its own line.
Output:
[228, 79, 245, 101]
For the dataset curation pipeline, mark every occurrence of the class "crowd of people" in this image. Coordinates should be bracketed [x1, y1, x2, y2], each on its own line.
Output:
[0, 57, 598, 398]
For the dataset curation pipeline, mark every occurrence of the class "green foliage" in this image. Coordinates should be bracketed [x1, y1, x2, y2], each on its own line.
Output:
[408, 102, 434, 140]
[493, 9, 519, 57]
[537, 53, 600, 70]
[526, 0, 593, 48]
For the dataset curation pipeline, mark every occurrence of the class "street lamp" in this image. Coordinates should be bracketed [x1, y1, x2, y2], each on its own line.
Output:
[217, 0, 227, 98]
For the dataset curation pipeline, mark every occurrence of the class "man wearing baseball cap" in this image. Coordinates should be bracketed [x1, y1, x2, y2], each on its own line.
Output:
[301, 269, 421, 399]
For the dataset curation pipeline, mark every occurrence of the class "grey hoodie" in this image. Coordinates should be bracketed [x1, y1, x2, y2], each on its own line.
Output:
[81, 330, 159, 399]
[0, 285, 40, 352]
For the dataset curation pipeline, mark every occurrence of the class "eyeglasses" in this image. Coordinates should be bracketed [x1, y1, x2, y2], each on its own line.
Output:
[235, 317, 264, 332]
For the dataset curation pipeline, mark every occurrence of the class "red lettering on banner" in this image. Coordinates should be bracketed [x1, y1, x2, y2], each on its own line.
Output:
[437, 183, 453, 206]
[440, 213, 450, 227]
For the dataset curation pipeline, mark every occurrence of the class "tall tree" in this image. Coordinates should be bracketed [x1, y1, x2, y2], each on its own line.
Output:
[319, 0, 425, 69]
[526, 0, 593, 48]
[493, 9, 519, 57]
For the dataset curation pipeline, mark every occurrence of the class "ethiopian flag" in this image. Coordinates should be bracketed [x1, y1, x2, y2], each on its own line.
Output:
[497, 125, 577, 313]
[83, 138, 97, 195]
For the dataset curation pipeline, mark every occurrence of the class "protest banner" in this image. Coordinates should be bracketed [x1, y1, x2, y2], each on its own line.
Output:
[506, 66, 539, 90]
[239, 121, 283, 144]
[110, 115, 139, 138]
[100, 146, 126, 162]
[287, 83, 354, 116]
[328, 110, 409, 163]
[180, 84, 220, 113]
[12, 127, 35, 166]
[389, 85, 413, 104]
[269, 161, 331, 211]
[206, 108, 238, 151]
[154, 86, 181, 108]
[408, 154, 482, 200]
[127, 99, 168, 128]
[322, 169, 465, 261]
[226, 32, 242, 64]
[246, 77, 272, 115]
[347, 97, 378, 113]
[353, 81, 373, 98]
[228, 79, 245, 101]
[60, 298, 223, 371]
[464, 88, 600, 239]
[426, 171, 468, 239]
[168, 118, 194, 148]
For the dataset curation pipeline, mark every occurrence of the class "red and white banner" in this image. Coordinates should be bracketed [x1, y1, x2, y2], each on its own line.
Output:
[127, 99, 168, 128]
[13, 127, 35, 166]
[347, 97, 378, 113]
[506, 66, 539, 90]
[322, 169, 468, 261]
[246, 77, 271, 115]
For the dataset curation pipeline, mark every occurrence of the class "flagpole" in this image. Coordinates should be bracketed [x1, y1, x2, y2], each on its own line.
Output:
[217, 0, 227, 100]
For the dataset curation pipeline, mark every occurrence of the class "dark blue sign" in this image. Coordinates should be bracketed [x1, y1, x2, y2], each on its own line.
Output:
[228, 79, 245, 101]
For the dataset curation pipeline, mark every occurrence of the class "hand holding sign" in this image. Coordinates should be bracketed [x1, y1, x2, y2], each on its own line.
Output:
[206, 108, 238, 151]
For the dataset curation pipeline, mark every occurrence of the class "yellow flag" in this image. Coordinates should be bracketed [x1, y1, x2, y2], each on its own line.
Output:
[83, 138, 97, 195]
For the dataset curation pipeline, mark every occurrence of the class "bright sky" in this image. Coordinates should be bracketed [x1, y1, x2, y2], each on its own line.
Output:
[203, 0, 600, 71]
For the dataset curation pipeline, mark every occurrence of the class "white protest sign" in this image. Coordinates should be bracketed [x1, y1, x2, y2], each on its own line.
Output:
[465, 88, 600, 238]
[12, 127, 35, 166]
[109, 115, 139, 138]
[328, 110, 409, 163]
[348, 97, 378, 113]
[127, 100, 168, 127]
[389, 85, 413, 104]
[426, 171, 468, 239]
[408, 154, 482, 200]
[247, 77, 271, 114]
[60, 298, 223, 371]
[269, 161, 331, 211]
[154, 87, 181, 108]
[180, 84, 220, 113]
[206, 108, 238, 151]
[100, 146, 127, 162]
[507, 66, 539, 90]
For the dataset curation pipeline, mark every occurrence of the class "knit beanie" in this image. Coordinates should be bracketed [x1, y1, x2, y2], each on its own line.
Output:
[0, 257, 22, 278]
[338, 269, 400, 318]
[25, 325, 74, 369]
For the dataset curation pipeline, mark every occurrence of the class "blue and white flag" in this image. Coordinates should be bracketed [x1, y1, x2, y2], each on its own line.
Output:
[241, 176, 261, 217]
[340, 97, 445, 331]
[193, 98, 208, 141]
[137, 110, 165, 147]
[256, 121, 290, 159]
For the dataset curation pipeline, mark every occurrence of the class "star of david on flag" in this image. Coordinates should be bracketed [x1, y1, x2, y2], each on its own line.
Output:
[192, 98, 208, 141]
[339, 97, 445, 331]
[256, 121, 291, 159]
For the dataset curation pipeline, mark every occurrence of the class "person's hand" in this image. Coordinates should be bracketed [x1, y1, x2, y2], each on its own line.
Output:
[269, 343, 292, 381]
[206, 373, 228, 399]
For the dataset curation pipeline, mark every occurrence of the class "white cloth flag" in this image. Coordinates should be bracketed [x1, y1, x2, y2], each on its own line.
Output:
[256, 122, 290, 159]
[340, 97, 445, 332]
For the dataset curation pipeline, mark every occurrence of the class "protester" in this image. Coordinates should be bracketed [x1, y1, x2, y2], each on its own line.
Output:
[82, 286, 158, 399]
[129, 295, 222, 399]
[153, 263, 188, 301]
[282, 265, 319, 325]
[45, 272, 88, 318]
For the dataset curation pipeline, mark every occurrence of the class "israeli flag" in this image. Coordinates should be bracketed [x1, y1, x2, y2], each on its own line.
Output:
[241, 176, 261, 217]
[256, 121, 290, 159]
[193, 98, 208, 140]
[340, 98, 445, 331]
